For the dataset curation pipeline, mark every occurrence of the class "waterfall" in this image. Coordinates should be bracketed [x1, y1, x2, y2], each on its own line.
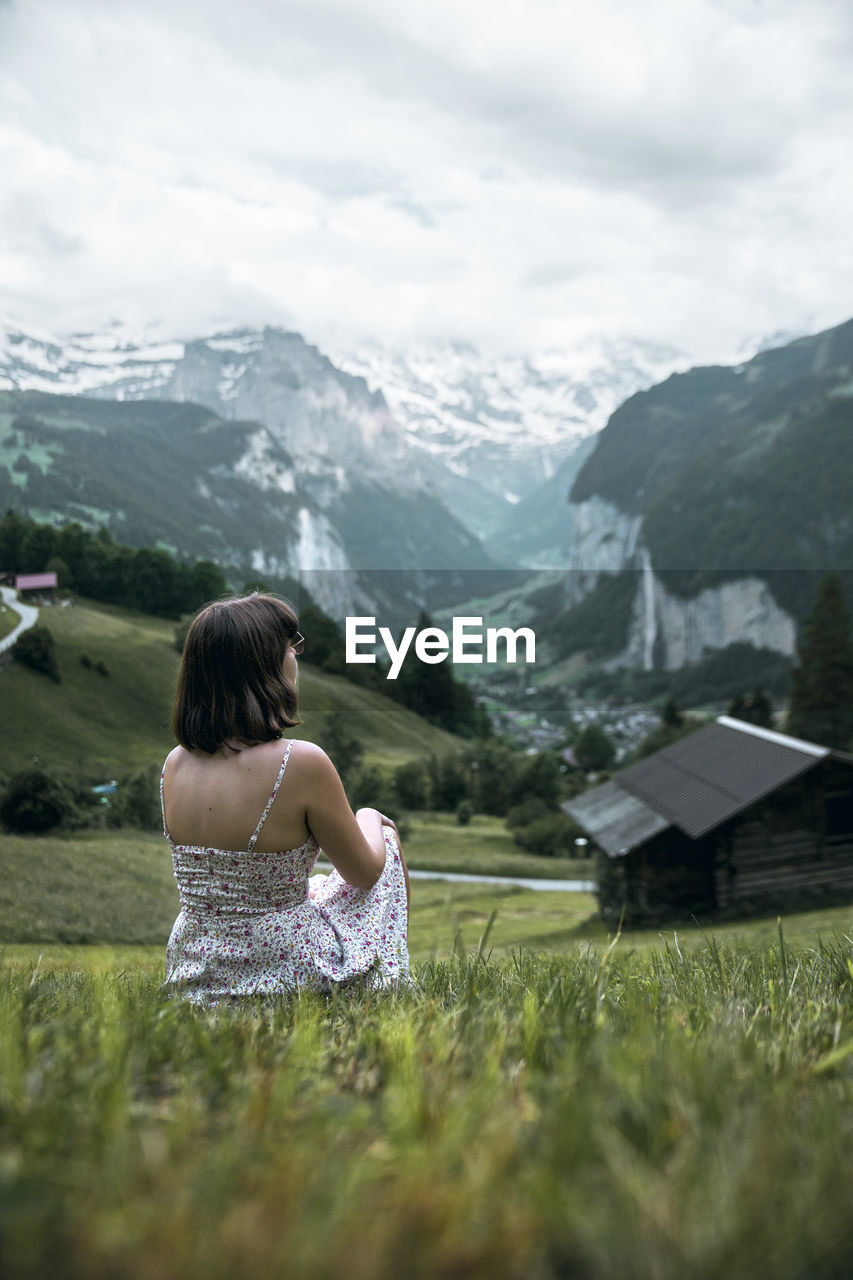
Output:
[640, 547, 656, 671]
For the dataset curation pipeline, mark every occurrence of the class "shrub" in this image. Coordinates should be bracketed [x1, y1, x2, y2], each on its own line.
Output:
[508, 752, 563, 809]
[12, 625, 60, 682]
[505, 798, 550, 830]
[456, 799, 474, 826]
[427, 754, 469, 811]
[512, 812, 581, 857]
[0, 768, 76, 834]
[347, 764, 396, 815]
[393, 760, 430, 810]
[106, 764, 162, 831]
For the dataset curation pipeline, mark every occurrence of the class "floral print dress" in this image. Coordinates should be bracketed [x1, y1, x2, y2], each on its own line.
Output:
[161, 740, 410, 1004]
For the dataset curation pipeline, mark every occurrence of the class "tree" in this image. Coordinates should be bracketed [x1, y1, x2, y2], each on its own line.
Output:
[662, 696, 683, 727]
[455, 799, 473, 826]
[347, 764, 396, 814]
[464, 740, 523, 816]
[509, 751, 562, 809]
[389, 610, 491, 737]
[786, 573, 853, 749]
[0, 510, 30, 571]
[727, 689, 773, 728]
[321, 710, 364, 789]
[131, 547, 181, 617]
[393, 760, 430, 809]
[391, 610, 458, 729]
[428, 754, 468, 811]
[298, 605, 348, 675]
[631, 717, 697, 761]
[20, 521, 58, 571]
[45, 555, 72, 590]
[574, 723, 615, 772]
[189, 559, 227, 608]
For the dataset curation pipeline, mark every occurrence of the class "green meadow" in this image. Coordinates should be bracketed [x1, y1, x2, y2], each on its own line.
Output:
[0, 598, 19, 641]
[3, 825, 853, 1278]
[3, 921, 853, 1279]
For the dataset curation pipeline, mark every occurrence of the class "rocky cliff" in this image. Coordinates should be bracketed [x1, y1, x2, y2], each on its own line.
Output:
[560, 318, 853, 669]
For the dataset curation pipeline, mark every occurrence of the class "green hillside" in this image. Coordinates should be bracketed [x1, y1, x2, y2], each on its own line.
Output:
[0, 597, 461, 780]
[0, 389, 495, 579]
[0, 597, 19, 640]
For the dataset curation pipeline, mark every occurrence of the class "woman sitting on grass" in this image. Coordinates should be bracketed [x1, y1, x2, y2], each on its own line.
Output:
[160, 592, 411, 1004]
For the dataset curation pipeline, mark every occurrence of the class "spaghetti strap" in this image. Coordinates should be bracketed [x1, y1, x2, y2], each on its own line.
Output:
[160, 759, 172, 842]
[248, 740, 294, 852]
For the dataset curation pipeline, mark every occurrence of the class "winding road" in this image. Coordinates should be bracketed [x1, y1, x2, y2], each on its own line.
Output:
[407, 869, 595, 892]
[0, 586, 39, 655]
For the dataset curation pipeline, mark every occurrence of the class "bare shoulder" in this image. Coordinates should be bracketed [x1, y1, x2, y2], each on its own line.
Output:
[163, 744, 184, 773]
[285, 741, 349, 803]
[288, 739, 331, 764]
[285, 739, 338, 782]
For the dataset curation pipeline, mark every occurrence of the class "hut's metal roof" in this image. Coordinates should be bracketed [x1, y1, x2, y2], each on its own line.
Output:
[565, 716, 840, 855]
[564, 780, 670, 858]
[619, 717, 829, 839]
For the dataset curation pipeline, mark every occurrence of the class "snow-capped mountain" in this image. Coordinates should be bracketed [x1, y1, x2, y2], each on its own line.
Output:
[0, 319, 494, 604]
[0, 318, 690, 549]
[330, 337, 690, 535]
[0, 318, 184, 398]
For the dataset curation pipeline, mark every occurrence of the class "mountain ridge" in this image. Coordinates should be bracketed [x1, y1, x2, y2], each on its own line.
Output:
[0, 318, 690, 553]
[0, 388, 495, 620]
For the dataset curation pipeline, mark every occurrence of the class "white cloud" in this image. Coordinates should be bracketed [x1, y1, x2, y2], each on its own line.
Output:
[1, 0, 852, 359]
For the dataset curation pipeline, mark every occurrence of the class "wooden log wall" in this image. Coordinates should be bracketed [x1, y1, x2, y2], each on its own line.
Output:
[716, 828, 853, 908]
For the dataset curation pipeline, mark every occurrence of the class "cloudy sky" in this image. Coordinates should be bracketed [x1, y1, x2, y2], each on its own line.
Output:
[1, 0, 852, 361]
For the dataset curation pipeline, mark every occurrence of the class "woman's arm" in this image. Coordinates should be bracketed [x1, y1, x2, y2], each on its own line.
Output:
[297, 743, 388, 889]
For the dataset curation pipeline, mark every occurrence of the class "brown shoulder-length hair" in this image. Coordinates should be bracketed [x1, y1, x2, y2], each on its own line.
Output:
[172, 594, 302, 753]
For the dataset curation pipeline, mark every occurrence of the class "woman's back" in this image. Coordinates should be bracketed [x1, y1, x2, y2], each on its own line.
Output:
[162, 737, 314, 854]
[161, 593, 410, 1003]
[162, 737, 411, 1003]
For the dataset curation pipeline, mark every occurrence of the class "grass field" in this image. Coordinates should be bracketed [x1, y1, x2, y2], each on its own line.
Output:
[0, 598, 20, 641]
[402, 812, 593, 881]
[3, 932, 853, 1279]
[4, 823, 853, 962]
[3, 826, 853, 1276]
[0, 819, 596, 956]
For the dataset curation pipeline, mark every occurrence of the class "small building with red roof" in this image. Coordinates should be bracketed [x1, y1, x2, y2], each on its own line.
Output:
[15, 571, 57, 601]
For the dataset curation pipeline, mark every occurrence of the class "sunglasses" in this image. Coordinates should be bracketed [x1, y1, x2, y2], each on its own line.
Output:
[290, 632, 305, 655]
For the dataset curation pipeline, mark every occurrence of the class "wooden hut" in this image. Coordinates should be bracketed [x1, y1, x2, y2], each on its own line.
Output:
[15, 571, 57, 603]
[565, 716, 853, 920]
